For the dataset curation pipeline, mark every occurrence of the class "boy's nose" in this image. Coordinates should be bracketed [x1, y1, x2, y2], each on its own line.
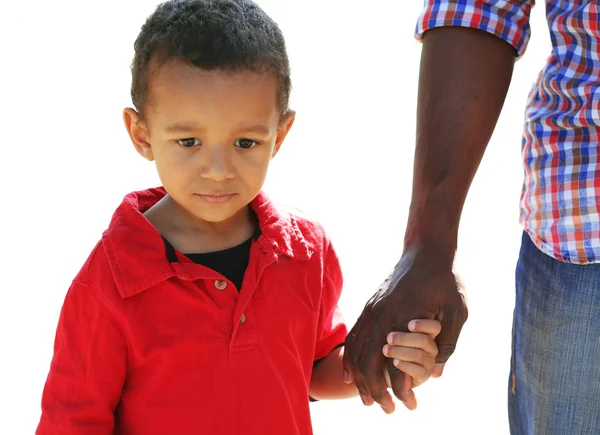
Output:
[199, 148, 235, 182]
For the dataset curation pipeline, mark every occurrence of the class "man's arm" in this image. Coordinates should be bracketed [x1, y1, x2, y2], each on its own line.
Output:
[407, 26, 516, 256]
[343, 26, 517, 412]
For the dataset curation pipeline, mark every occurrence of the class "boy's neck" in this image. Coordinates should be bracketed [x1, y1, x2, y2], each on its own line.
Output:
[144, 194, 256, 254]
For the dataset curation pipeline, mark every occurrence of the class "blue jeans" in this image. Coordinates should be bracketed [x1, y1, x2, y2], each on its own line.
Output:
[509, 232, 600, 434]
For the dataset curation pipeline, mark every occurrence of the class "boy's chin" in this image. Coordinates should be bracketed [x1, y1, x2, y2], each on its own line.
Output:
[191, 205, 248, 225]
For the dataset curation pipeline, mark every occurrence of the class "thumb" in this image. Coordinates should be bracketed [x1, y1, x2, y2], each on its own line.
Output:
[431, 363, 445, 378]
[342, 335, 357, 384]
[343, 368, 354, 384]
[435, 304, 467, 364]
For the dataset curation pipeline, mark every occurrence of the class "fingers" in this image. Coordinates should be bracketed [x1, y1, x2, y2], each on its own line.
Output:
[383, 365, 392, 389]
[360, 351, 395, 414]
[400, 388, 417, 410]
[348, 352, 375, 407]
[382, 346, 435, 383]
[354, 374, 375, 407]
[408, 319, 442, 338]
[342, 315, 362, 385]
[387, 359, 417, 410]
[393, 361, 432, 387]
[386, 331, 439, 357]
[344, 303, 396, 414]
[342, 338, 354, 384]
[381, 319, 436, 408]
[343, 315, 375, 406]
[383, 321, 442, 390]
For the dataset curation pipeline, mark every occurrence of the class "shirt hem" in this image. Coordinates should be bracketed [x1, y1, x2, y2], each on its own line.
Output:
[521, 226, 599, 265]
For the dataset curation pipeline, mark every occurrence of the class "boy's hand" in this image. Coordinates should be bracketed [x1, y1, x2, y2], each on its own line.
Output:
[382, 319, 441, 410]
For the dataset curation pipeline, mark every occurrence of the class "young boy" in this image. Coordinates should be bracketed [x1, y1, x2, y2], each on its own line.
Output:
[36, 1, 441, 434]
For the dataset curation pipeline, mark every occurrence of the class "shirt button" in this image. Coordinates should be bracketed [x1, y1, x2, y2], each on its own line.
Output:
[214, 280, 227, 290]
[240, 313, 246, 324]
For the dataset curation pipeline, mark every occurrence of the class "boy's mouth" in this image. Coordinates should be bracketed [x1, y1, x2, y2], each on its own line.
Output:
[195, 193, 237, 204]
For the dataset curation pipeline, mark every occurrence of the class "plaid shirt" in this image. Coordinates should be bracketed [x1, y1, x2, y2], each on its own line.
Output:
[416, 0, 600, 264]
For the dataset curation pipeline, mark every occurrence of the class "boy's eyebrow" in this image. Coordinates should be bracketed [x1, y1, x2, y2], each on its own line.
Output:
[239, 124, 271, 135]
[164, 123, 271, 135]
[164, 123, 203, 133]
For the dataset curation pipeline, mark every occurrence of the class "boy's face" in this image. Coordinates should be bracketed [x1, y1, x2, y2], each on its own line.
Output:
[124, 59, 294, 225]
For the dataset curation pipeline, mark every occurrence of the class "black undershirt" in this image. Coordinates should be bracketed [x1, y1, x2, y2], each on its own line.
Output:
[184, 238, 252, 291]
[162, 224, 260, 292]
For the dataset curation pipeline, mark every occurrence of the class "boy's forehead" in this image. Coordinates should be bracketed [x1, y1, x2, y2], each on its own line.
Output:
[146, 59, 280, 117]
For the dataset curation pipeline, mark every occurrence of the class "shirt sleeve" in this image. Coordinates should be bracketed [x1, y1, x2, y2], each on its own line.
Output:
[36, 280, 127, 435]
[415, 0, 535, 58]
[313, 238, 347, 362]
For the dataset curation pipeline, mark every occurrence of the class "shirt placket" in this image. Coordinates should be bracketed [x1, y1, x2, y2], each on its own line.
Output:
[229, 237, 278, 353]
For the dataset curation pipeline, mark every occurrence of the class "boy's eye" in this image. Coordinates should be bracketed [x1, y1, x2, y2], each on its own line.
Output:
[177, 138, 201, 148]
[235, 138, 258, 149]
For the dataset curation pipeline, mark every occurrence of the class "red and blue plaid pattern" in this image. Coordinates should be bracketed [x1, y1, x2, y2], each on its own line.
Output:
[416, 0, 600, 264]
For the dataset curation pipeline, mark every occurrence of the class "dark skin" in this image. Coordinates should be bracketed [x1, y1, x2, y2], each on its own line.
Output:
[342, 26, 518, 413]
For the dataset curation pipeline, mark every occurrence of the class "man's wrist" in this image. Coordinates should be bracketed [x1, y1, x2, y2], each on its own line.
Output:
[403, 189, 462, 258]
[403, 219, 458, 262]
[396, 242, 456, 276]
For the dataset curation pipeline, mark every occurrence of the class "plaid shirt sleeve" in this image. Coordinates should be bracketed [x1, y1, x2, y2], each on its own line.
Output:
[415, 0, 535, 58]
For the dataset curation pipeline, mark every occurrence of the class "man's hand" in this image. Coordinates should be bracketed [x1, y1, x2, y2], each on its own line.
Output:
[343, 247, 467, 413]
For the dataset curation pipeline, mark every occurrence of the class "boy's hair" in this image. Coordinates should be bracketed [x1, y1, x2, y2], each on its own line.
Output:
[131, 0, 291, 118]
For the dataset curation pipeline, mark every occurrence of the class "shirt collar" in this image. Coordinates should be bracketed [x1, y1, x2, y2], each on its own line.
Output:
[102, 187, 313, 299]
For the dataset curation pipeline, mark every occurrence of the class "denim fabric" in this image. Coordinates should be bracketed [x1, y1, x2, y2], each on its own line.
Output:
[509, 232, 600, 434]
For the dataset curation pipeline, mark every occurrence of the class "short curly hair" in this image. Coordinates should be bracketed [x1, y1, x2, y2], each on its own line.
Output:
[130, 0, 291, 118]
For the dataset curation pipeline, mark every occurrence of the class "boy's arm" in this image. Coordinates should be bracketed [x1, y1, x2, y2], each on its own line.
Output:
[308, 237, 352, 400]
[310, 347, 358, 400]
[36, 280, 126, 435]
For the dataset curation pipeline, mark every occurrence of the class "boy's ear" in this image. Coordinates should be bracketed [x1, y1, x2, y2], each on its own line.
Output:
[272, 110, 296, 158]
[123, 108, 154, 161]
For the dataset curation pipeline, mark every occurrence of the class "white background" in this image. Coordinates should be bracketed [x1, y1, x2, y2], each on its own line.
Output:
[1, 1, 551, 433]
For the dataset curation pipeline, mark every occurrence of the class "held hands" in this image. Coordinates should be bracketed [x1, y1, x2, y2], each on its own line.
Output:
[344, 319, 442, 413]
[342, 249, 468, 414]
[381, 319, 442, 411]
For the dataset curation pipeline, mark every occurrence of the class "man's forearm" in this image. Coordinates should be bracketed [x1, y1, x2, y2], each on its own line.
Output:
[405, 27, 516, 257]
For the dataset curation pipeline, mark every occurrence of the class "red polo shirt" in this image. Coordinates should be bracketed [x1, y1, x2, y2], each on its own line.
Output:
[37, 188, 347, 435]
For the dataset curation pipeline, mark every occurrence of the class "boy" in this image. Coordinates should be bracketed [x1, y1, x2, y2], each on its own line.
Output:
[36, 1, 441, 434]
